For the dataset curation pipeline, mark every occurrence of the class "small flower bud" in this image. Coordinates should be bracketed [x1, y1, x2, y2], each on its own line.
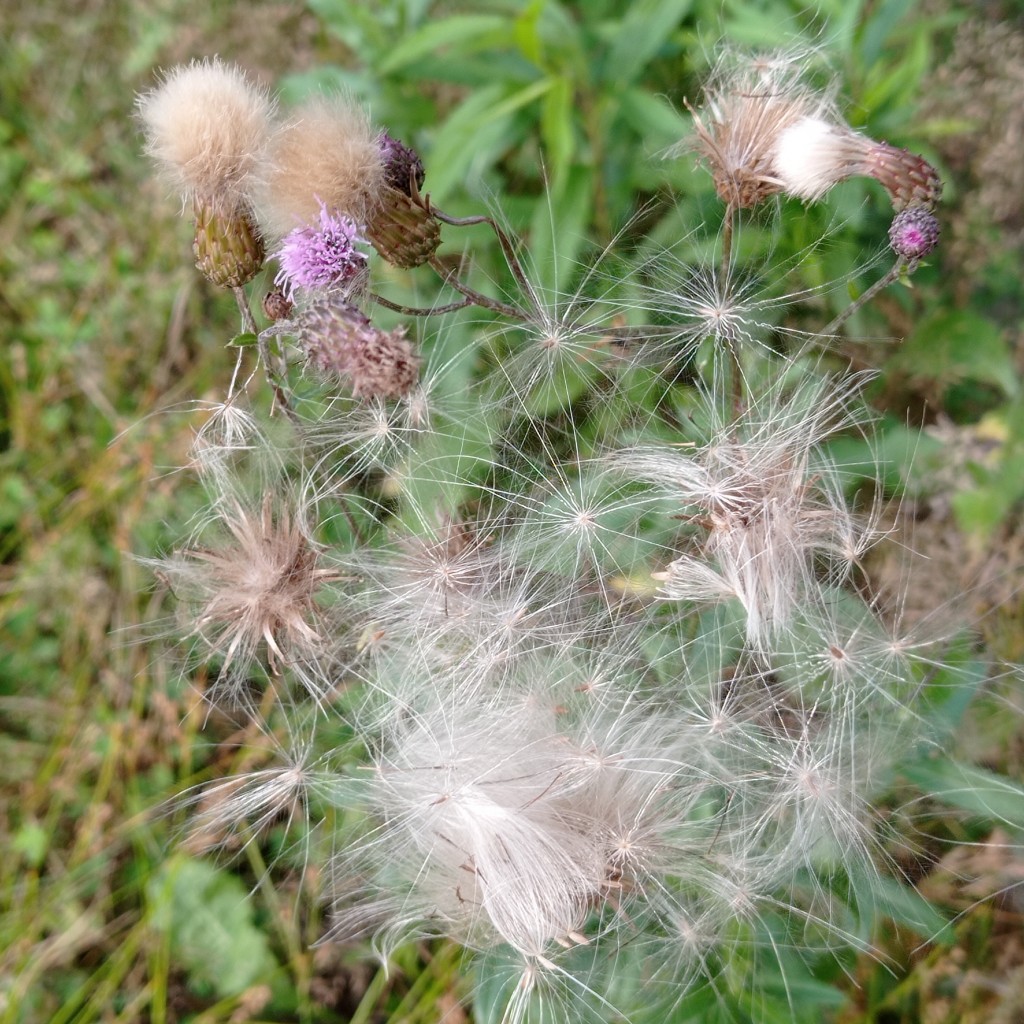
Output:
[295, 301, 421, 398]
[365, 187, 442, 269]
[888, 206, 940, 263]
[192, 199, 265, 289]
[262, 287, 293, 322]
[378, 131, 425, 196]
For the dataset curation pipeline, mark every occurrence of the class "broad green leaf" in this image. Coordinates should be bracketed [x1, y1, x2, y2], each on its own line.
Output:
[147, 855, 278, 999]
[902, 759, 1024, 829]
[378, 14, 508, 74]
[605, 0, 691, 86]
[890, 309, 1016, 399]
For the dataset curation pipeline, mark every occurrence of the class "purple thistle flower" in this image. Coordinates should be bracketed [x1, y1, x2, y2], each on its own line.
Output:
[273, 202, 368, 299]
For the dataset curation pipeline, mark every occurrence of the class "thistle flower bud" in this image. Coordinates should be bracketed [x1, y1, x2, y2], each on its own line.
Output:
[365, 186, 442, 269]
[262, 286, 293, 322]
[294, 300, 420, 398]
[192, 198, 266, 288]
[367, 132, 440, 268]
[378, 131, 426, 196]
[888, 205, 941, 263]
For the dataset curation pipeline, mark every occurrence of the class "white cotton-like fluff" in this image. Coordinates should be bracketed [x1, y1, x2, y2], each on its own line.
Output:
[137, 57, 275, 214]
[770, 115, 869, 202]
[613, 377, 878, 650]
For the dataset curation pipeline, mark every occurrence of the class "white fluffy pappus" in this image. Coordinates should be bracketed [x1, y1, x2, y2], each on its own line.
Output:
[136, 57, 276, 215]
[612, 376, 878, 650]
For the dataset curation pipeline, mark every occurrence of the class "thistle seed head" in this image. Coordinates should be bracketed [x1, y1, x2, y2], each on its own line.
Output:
[256, 96, 386, 239]
[295, 300, 421, 398]
[136, 57, 275, 217]
[157, 491, 337, 697]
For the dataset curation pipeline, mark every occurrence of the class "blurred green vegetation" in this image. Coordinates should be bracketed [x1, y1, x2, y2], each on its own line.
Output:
[0, 1, 1021, 1022]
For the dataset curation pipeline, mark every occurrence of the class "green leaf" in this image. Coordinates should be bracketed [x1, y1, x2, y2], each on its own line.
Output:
[512, 0, 545, 67]
[378, 14, 509, 74]
[148, 855, 279, 999]
[605, 0, 691, 86]
[540, 75, 575, 183]
[228, 332, 258, 348]
[902, 759, 1024, 829]
[425, 79, 553, 204]
[12, 822, 48, 868]
[868, 874, 953, 942]
[618, 87, 691, 145]
[890, 310, 1016, 399]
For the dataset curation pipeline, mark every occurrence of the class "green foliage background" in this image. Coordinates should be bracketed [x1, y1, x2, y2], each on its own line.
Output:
[1, 1, 1022, 1022]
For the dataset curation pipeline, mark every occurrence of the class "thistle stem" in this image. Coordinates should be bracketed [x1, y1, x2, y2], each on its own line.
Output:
[233, 286, 299, 425]
[427, 256, 528, 321]
[369, 294, 476, 317]
[823, 259, 907, 338]
[720, 204, 744, 417]
[429, 204, 539, 314]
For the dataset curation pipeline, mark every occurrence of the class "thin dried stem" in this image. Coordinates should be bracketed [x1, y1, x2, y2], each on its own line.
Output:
[427, 256, 528, 321]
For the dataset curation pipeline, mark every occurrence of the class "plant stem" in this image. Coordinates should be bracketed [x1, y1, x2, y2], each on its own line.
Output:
[720, 204, 744, 417]
[429, 203, 540, 312]
[427, 256, 528, 321]
[370, 293, 476, 317]
[823, 259, 906, 338]
[233, 286, 299, 425]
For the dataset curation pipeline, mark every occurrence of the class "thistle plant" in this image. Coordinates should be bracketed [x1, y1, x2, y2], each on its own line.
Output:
[136, 42, 962, 1023]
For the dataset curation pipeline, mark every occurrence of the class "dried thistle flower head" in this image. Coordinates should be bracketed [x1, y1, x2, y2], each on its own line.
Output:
[136, 57, 275, 217]
[685, 50, 942, 211]
[256, 96, 386, 238]
[615, 379, 874, 649]
[155, 491, 338, 699]
[685, 51, 837, 209]
[295, 300, 421, 399]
